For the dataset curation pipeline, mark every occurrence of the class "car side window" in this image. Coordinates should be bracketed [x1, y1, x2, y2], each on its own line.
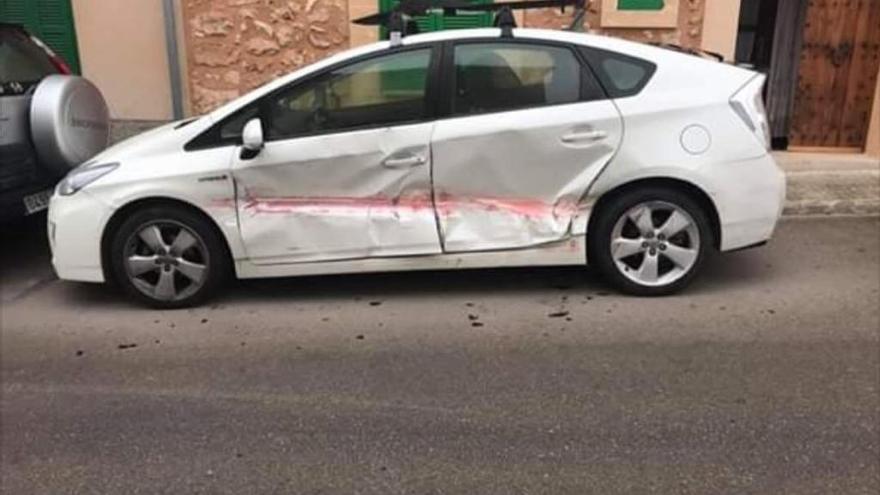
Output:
[220, 104, 260, 142]
[578, 46, 656, 98]
[219, 105, 259, 142]
[264, 48, 432, 140]
[452, 43, 589, 116]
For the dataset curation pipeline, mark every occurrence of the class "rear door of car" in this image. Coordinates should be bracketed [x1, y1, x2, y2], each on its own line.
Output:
[430, 38, 624, 253]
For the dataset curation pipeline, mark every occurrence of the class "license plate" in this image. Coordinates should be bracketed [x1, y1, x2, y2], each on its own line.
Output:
[23, 188, 53, 215]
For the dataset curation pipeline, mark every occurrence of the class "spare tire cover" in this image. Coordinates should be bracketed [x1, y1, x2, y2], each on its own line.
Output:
[30, 75, 109, 173]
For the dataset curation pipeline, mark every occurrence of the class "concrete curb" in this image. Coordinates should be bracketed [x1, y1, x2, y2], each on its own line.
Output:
[777, 152, 879, 217]
[783, 199, 879, 217]
[109, 121, 880, 217]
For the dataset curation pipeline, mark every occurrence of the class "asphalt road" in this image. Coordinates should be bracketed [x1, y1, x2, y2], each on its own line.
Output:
[1, 216, 878, 494]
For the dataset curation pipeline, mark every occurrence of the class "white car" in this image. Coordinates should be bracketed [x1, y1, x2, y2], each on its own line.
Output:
[48, 28, 785, 308]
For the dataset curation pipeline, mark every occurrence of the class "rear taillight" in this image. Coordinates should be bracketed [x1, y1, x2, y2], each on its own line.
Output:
[730, 74, 770, 150]
[29, 34, 71, 74]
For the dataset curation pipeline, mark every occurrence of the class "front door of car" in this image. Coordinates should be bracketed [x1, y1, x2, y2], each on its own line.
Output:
[230, 47, 442, 264]
[432, 41, 623, 253]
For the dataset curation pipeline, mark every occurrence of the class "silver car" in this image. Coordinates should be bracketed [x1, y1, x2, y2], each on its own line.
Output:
[0, 22, 108, 223]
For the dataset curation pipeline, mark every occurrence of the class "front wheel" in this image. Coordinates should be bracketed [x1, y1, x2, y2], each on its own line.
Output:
[109, 206, 229, 308]
[589, 187, 713, 296]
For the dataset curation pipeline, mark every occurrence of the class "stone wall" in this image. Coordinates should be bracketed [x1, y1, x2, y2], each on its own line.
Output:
[182, 0, 350, 114]
[524, 0, 706, 49]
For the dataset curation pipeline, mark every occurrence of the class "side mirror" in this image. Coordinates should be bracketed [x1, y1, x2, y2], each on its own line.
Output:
[240, 118, 264, 160]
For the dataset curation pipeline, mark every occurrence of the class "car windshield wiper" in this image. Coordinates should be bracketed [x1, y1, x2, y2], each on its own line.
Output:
[174, 118, 198, 130]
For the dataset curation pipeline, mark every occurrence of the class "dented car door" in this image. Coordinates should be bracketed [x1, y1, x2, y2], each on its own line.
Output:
[232, 47, 441, 264]
[432, 41, 623, 252]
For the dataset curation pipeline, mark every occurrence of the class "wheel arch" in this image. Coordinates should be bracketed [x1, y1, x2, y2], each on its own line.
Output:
[100, 196, 235, 284]
[587, 177, 722, 250]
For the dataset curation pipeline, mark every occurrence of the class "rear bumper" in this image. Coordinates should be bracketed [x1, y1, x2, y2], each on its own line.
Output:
[47, 190, 111, 283]
[710, 153, 786, 251]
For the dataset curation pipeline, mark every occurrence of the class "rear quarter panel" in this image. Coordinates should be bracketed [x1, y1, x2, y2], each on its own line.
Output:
[577, 40, 774, 244]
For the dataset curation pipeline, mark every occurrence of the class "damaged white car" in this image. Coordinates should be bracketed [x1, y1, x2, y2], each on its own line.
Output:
[49, 25, 784, 308]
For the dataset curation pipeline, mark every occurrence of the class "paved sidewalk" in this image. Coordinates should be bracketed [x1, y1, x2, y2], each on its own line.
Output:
[109, 121, 880, 217]
[776, 152, 880, 216]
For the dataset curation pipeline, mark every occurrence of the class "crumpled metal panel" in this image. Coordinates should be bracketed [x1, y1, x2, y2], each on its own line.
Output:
[431, 100, 623, 253]
[232, 123, 442, 264]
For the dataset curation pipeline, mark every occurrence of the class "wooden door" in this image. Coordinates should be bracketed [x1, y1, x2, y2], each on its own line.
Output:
[790, 0, 880, 149]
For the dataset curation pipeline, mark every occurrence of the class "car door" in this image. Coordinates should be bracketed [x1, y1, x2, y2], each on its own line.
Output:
[432, 40, 624, 253]
[230, 46, 442, 265]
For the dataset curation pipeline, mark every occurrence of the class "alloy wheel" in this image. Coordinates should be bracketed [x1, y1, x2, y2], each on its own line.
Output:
[122, 220, 210, 302]
[610, 200, 700, 287]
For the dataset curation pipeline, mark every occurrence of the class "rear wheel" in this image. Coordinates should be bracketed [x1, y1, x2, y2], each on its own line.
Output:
[589, 187, 712, 296]
[110, 206, 229, 308]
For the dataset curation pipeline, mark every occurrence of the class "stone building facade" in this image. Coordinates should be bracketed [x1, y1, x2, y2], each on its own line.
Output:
[180, 0, 712, 114]
[182, 0, 350, 113]
[524, 0, 707, 49]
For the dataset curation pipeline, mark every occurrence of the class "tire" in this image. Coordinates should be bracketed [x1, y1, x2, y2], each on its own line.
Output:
[109, 205, 229, 308]
[588, 186, 713, 296]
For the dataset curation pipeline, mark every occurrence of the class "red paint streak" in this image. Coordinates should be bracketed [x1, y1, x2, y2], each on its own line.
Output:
[435, 193, 578, 219]
[242, 192, 434, 215]
[212, 190, 579, 219]
[209, 198, 238, 209]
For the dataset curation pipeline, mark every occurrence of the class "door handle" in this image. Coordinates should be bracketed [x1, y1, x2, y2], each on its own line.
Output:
[382, 155, 426, 168]
[561, 130, 607, 144]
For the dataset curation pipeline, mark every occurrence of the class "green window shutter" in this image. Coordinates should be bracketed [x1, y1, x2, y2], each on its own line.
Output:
[0, 0, 81, 74]
[0, 0, 27, 21]
[617, 0, 665, 10]
[435, 11, 493, 30]
[412, 14, 436, 33]
[379, 0, 494, 38]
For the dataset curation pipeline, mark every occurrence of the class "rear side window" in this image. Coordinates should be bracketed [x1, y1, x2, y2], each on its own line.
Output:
[452, 43, 589, 116]
[0, 28, 56, 85]
[579, 46, 656, 98]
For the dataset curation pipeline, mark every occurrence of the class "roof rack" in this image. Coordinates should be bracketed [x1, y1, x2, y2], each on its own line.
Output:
[494, 6, 516, 38]
[352, 0, 589, 45]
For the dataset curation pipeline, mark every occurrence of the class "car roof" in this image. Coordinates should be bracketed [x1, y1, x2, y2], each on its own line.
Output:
[401, 27, 654, 54]
[206, 27, 699, 122]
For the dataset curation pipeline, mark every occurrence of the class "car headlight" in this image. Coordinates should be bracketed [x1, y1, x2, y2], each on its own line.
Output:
[57, 163, 119, 196]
